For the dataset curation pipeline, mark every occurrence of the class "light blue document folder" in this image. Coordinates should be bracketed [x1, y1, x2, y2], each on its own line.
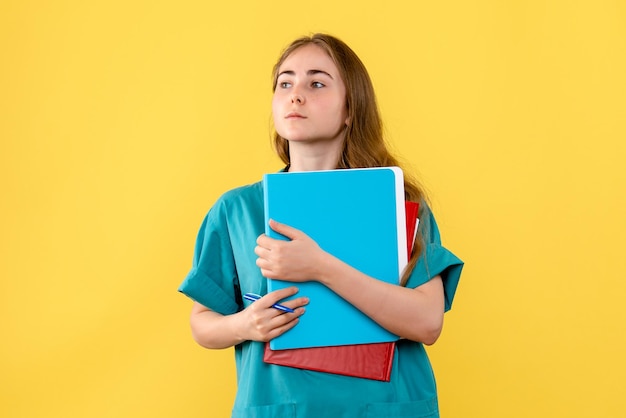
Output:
[263, 167, 407, 350]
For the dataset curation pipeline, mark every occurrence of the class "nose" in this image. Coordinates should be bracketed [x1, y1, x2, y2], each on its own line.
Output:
[291, 93, 304, 104]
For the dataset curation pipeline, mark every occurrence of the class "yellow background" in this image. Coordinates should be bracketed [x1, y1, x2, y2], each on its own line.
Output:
[2, 0, 625, 417]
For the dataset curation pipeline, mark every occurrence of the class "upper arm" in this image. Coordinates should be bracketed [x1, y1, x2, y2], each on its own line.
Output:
[178, 202, 241, 315]
[414, 274, 444, 310]
[408, 205, 464, 312]
[191, 301, 212, 316]
[412, 275, 445, 344]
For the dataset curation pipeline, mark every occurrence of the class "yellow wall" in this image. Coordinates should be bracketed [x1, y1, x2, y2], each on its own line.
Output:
[2, 1, 625, 417]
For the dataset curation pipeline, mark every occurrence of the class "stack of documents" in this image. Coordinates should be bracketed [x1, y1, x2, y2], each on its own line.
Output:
[261, 167, 419, 380]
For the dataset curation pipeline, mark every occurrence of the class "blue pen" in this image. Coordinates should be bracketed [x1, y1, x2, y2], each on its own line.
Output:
[243, 293, 295, 313]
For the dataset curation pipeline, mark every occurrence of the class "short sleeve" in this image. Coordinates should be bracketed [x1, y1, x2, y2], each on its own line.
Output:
[405, 205, 464, 312]
[178, 200, 241, 315]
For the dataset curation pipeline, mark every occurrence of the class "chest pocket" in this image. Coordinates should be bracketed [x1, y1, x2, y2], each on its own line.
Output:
[232, 403, 296, 418]
[366, 397, 438, 418]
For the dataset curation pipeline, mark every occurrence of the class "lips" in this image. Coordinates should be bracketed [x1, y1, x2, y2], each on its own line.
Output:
[285, 112, 306, 119]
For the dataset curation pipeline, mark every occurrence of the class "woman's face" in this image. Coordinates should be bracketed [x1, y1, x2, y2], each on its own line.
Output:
[272, 44, 349, 146]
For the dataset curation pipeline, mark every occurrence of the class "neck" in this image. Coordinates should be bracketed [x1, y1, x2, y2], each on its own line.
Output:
[287, 140, 344, 172]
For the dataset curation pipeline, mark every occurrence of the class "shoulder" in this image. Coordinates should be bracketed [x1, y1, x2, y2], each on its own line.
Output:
[217, 181, 263, 204]
[206, 180, 264, 222]
[417, 201, 441, 245]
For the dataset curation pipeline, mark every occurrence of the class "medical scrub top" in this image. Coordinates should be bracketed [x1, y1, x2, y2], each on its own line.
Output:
[179, 180, 463, 418]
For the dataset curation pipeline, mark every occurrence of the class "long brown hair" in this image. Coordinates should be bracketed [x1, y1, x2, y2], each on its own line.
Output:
[271, 33, 427, 285]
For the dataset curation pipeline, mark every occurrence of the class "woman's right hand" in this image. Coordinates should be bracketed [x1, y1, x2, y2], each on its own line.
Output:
[236, 286, 308, 342]
[189, 287, 307, 349]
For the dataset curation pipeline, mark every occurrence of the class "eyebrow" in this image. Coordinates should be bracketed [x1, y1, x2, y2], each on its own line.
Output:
[277, 69, 334, 79]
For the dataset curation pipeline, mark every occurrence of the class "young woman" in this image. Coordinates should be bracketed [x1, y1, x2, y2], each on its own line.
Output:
[179, 33, 463, 418]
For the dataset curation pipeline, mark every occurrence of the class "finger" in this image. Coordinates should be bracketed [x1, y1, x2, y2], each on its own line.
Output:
[256, 259, 276, 278]
[268, 219, 304, 240]
[267, 306, 305, 322]
[256, 234, 272, 249]
[255, 255, 275, 271]
[254, 245, 271, 259]
[248, 286, 297, 310]
[267, 306, 306, 331]
[266, 286, 300, 304]
[280, 296, 309, 310]
[264, 316, 301, 341]
[260, 269, 278, 280]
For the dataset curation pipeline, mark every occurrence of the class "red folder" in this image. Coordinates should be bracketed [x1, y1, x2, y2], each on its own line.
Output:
[263, 201, 419, 381]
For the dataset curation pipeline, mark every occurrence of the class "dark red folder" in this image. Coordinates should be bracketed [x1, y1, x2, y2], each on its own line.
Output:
[263, 201, 419, 381]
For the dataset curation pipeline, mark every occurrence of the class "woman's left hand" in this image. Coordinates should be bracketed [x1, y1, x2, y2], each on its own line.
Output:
[255, 219, 326, 282]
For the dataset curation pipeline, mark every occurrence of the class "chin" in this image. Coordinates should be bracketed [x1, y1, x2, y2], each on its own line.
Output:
[278, 132, 310, 142]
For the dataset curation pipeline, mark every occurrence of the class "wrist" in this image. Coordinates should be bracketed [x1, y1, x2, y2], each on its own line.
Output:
[315, 251, 342, 287]
[228, 310, 248, 345]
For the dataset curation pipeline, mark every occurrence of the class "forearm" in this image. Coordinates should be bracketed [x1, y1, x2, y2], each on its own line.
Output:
[256, 221, 445, 344]
[316, 254, 445, 345]
[190, 303, 245, 349]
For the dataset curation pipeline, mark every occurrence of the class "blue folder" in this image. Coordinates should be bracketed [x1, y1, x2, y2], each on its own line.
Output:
[263, 167, 407, 350]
